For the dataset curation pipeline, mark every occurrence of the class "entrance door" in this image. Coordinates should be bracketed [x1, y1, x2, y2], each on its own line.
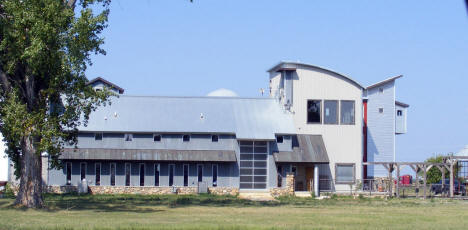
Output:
[305, 167, 314, 192]
[239, 141, 268, 189]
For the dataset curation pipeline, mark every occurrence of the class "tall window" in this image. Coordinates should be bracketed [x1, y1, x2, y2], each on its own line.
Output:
[139, 164, 145, 186]
[154, 164, 160, 186]
[125, 163, 131, 186]
[307, 100, 321, 123]
[66, 162, 72, 185]
[95, 163, 101, 186]
[397, 110, 403, 116]
[169, 164, 175, 186]
[80, 162, 86, 181]
[212, 164, 218, 187]
[340, 100, 355, 125]
[183, 164, 189, 187]
[197, 164, 203, 182]
[324, 100, 338, 124]
[335, 164, 355, 184]
[110, 163, 116, 186]
[277, 165, 283, 187]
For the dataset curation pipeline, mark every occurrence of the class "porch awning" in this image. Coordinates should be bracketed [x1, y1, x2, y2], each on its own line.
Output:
[273, 135, 329, 163]
[60, 148, 237, 162]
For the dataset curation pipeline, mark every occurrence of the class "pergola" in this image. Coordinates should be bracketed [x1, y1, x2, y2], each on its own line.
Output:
[363, 156, 468, 198]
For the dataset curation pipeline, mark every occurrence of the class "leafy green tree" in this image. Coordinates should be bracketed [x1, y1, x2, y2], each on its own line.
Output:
[0, 0, 112, 208]
[422, 155, 457, 184]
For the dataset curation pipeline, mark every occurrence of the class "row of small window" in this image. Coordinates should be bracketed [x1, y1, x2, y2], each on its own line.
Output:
[94, 133, 220, 142]
[307, 100, 355, 125]
[65, 162, 218, 187]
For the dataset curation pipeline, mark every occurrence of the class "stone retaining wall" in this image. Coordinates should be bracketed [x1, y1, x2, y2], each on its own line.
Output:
[208, 187, 239, 196]
[270, 173, 295, 197]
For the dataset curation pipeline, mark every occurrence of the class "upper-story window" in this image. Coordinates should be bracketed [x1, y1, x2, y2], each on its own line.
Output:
[124, 133, 133, 141]
[94, 133, 103, 141]
[340, 101, 355, 125]
[379, 108, 384, 114]
[379, 88, 384, 93]
[397, 110, 403, 116]
[276, 136, 283, 143]
[211, 135, 219, 142]
[153, 134, 161, 142]
[183, 134, 190, 142]
[307, 100, 321, 124]
[324, 100, 338, 124]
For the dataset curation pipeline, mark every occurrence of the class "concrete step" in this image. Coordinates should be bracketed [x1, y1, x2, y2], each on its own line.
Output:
[239, 191, 275, 201]
[295, 191, 312, 198]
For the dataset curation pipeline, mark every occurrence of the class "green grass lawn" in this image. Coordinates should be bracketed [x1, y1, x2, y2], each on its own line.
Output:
[1, 194, 467, 230]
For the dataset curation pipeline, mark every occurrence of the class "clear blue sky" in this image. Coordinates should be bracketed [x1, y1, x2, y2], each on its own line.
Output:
[85, 0, 468, 163]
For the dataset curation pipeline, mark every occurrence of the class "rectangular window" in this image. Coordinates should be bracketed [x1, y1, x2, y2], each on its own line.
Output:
[124, 133, 133, 141]
[66, 162, 72, 185]
[197, 164, 203, 182]
[139, 164, 145, 186]
[183, 135, 190, 142]
[307, 100, 321, 123]
[379, 108, 384, 113]
[95, 133, 103, 141]
[183, 164, 189, 187]
[95, 163, 101, 186]
[276, 136, 283, 143]
[335, 164, 355, 184]
[340, 100, 355, 125]
[212, 164, 218, 187]
[169, 164, 175, 186]
[154, 164, 160, 186]
[211, 135, 219, 142]
[277, 165, 283, 187]
[110, 163, 116, 186]
[324, 100, 338, 124]
[153, 134, 161, 142]
[80, 162, 86, 182]
[125, 163, 131, 186]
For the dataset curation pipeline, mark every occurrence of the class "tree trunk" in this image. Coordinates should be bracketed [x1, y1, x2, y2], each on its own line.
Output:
[15, 135, 44, 208]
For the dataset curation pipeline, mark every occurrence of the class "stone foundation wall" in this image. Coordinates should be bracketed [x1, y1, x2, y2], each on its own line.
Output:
[208, 187, 239, 196]
[270, 173, 295, 197]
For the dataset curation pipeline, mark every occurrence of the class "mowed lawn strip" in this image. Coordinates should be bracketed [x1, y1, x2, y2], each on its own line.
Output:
[0, 194, 467, 230]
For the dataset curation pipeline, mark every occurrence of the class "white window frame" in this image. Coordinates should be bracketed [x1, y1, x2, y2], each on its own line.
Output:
[95, 163, 101, 186]
[154, 163, 160, 187]
[168, 164, 175, 186]
[110, 162, 116, 186]
[139, 163, 145, 187]
[335, 163, 356, 184]
[340, 100, 356, 125]
[197, 164, 204, 182]
[66, 162, 72, 185]
[80, 162, 87, 182]
[212, 164, 218, 187]
[183, 164, 189, 187]
[125, 163, 131, 186]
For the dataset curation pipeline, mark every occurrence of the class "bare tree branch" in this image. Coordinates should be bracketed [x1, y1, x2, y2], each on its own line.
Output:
[66, 0, 77, 9]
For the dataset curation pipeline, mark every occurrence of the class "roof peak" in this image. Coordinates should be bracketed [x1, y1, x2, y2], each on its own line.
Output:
[367, 75, 403, 90]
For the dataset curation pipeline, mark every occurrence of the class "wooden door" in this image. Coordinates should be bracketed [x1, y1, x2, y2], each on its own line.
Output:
[305, 167, 314, 192]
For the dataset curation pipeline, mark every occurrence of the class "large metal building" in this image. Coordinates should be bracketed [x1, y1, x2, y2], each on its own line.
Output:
[9, 61, 409, 196]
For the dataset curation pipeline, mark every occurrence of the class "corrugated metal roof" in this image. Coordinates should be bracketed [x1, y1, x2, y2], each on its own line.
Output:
[61, 148, 237, 162]
[273, 135, 329, 163]
[78, 96, 295, 140]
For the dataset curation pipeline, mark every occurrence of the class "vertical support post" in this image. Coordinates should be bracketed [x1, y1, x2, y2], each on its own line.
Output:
[396, 164, 400, 198]
[423, 165, 427, 199]
[388, 164, 393, 197]
[450, 159, 454, 198]
[441, 167, 445, 197]
[415, 167, 420, 198]
[314, 164, 319, 197]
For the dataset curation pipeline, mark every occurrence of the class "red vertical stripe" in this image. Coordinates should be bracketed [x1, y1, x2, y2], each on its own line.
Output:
[363, 99, 368, 179]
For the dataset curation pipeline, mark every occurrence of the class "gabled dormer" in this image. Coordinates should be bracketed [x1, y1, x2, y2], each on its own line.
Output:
[87, 77, 124, 94]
